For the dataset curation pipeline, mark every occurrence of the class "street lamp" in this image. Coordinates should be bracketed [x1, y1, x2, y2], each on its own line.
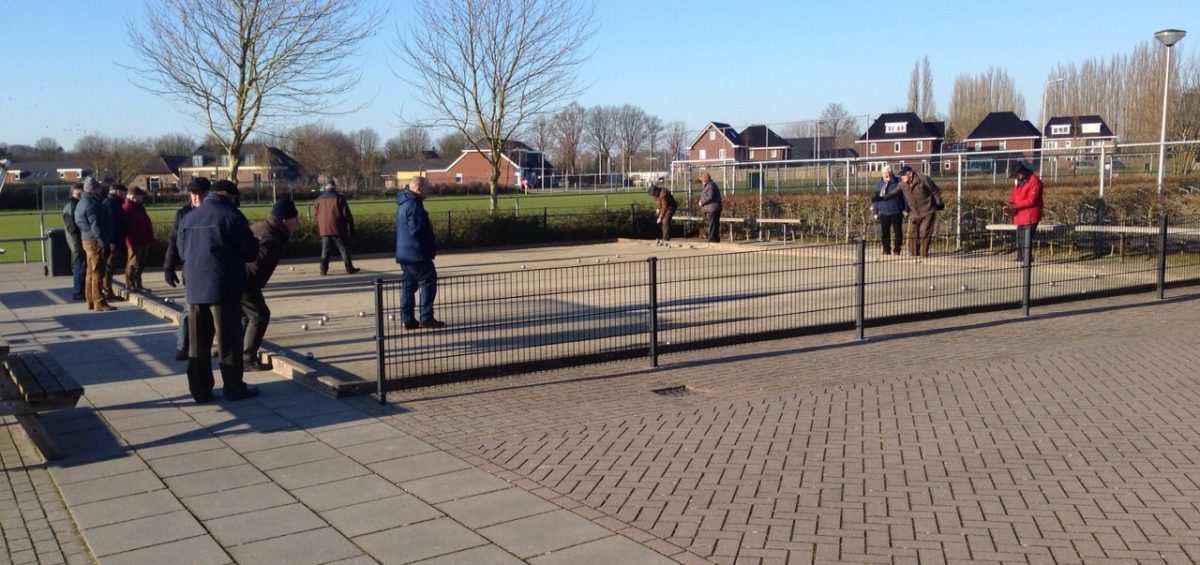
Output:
[1155, 28, 1186, 195]
[1040, 77, 1064, 175]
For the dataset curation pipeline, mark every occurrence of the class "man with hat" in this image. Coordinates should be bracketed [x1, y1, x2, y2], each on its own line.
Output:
[101, 182, 129, 301]
[896, 165, 944, 257]
[123, 187, 154, 292]
[165, 177, 211, 360]
[74, 177, 116, 312]
[314, 178, 360, 275]
[177, 180, 260, 402]
[1003, 163, 1044, 264]
[242, 199, 300, 371]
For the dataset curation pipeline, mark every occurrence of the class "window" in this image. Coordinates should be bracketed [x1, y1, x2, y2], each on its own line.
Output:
[974, 142, 982, 151]
[192, 155, 203, 167]
[1050, 124, 1070, 135]
[1064, 141, 1072, 149]
[245, 154, 256, 166]
[868, 161, 887, 172]
[219, 154, 230, 167]
[944, 162, 953, 170]
[148, 177, 161, 192]
[718, 148, 726, 160]
[885, 122, 907, 134]
[253, 173, 263, 185]
[998, 141, 1007, 150]
[916, 141, 924, 152]
[869, 142, 877, 154]
[455, 173, 463, 184]
[769, 149, 777, 158]
[1047, 141, 1058, 149]
[59, 171, 66, 179]
[708, 131, 716, 141]
[1081, 123, 1101, 134]
[893, 142, 901, 153]
[749, 150, 755, 158]
[698, 149, 707, 160]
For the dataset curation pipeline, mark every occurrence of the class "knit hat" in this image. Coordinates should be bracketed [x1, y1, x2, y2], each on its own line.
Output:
[82, 177, 100, 192]
[1009, 163, 1031, 179]
[188, 177, 212, 194]
[271, 198, 299, 220]
[897, 165, 914, 175]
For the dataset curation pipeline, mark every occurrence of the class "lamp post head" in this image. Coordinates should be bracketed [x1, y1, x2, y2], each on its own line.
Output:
[1155, 29, 1186, 47]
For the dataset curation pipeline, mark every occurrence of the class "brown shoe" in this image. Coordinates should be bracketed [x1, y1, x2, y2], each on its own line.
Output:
[95, 304, 117, 312]
[418, 319, 446, 329]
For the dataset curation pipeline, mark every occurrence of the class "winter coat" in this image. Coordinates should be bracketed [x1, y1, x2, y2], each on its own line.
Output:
[163, 203, 194, 272]
[74, 192, 111, 246]
[699, 180, 722, 213]
[394, 190, 436, 264]
[62, 197, 82, 252]
[314, 189, 354, 236]
[103, 194, 127, 246]
[245, 216, 291, 291]
[1008, 173, 1044, 226]
[899, 173, 943, 219]
[177, 193, 259, 304]
[871, 177, 906, 216]
[122, 199, 155, 248]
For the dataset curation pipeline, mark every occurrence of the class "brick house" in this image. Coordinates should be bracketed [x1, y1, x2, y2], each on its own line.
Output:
[739, 125, 791, 162]
[130, 155, 187, 195]
[785, 136, 859, 160]
[855, 113, 945, 173]
[1042, 115, 1116, 170]
[380, 151, 451, 190]
[176, 143, 301, 188]
[953, 111, 1041, 173]
[424, 141, 553, 188]
[688, 122, 743, 163]
[4, 161, 90, 184]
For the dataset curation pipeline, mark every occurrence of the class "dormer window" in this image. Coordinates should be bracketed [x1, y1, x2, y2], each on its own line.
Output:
[1050, 125, 1070, 135]
[219, 154, 230, 167]
[1081, 123, 1100, 134]
[245, 153, 255, 166]
[885, 122, 907, 134]
[192, 155, 203, 167]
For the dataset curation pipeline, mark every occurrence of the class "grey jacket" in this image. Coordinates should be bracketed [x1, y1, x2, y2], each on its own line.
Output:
[62, 198, 82, 252]
[74, 192, 111, 246]
[699, 180, 722, 213]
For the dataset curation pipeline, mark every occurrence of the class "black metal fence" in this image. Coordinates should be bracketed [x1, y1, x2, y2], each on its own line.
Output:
[374, 215, 1200, 401]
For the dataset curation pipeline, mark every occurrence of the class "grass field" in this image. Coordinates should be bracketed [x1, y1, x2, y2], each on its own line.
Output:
[0, 191, 652, 263]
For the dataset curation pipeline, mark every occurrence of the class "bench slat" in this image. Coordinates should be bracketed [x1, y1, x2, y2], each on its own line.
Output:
[5, 356, 48, 402]
[25, 353, 81, 397]
[0, 337, 8, 358]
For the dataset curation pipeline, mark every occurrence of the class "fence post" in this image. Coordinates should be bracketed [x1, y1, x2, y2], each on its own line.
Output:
[543, 207, 548, 233]
[855, 239, 865, 340]
[1157, 213, 1168, 299]
[647, 257, 659, 368]
[374, 278, 387, 405]
[1021, 227, 1033, 317]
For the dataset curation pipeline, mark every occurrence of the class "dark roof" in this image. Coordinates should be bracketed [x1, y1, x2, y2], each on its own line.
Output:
[381, 157, 454, 174]
[704, 122, 741, 146]
[141, 155, 187, 175]
[1044, 115, 1115, 138]
[188, 143, 299, 168]
[739, 125, 790, 148]
[964, 112, 1041, 140]
[785, 136, 840, 159]
[6, 161, 89, 180]
[858, 112, 943, 141]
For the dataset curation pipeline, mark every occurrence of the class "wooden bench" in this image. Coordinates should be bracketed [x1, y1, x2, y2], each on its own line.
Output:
[1, 350, 85, 460]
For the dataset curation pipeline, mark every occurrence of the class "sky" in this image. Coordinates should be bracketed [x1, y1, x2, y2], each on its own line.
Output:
[4, 0, 1199, 151]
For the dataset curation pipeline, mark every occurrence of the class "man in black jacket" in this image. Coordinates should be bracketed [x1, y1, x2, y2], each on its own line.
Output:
[164, 177, 210, 361]
[101, 183, 128, 300]
[62, 185, 85, 300]
[242, 199, 299, 371]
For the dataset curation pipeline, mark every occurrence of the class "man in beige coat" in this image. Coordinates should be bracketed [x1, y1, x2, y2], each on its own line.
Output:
[897, 165, 943, 257]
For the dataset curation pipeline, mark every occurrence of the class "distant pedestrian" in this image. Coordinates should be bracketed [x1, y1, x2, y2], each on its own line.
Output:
[177, 180, 260, 403]
[62, 184, 85, 301]
[314, 179, 359, 275]
[164, 178, 211, 361]
[649, 184, 677, 241]
[395, 177, 444, 330]
[74, 177, 116, 312]
[698, 172, 722, 243]
[870, 166, 906, 255]
[897, 165, 944, 257]
[242, 199, 299, 371]
[102, 183, 128, 300]
[1003, 163, 1044, 264]
[123, 187, 154, 292]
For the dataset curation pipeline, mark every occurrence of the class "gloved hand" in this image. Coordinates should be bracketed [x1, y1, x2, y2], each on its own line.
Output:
[164, 269, 179, 287]
[871, 195, 882, 202]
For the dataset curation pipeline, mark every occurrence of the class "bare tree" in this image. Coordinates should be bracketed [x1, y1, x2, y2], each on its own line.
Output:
[128, 0, 379, 182]
[920, 56, 937, 120]
[397, 0, 596, 209]
[819, 103, 857, 150]
[643, 115, 664, 169]
[435, 131, 469, 160]
[947, 67, 1026, 142]
[550, 102, 587, 175]
[151, 133, 197, 156]
[72, 135, 153, 184]
[351, 127, 382, 189]
[614, 104, 647, 178]
[907, 63, 920, 114]
[664, 121, 689, 162]
[34, 137, 63, 161]
[586, 105, 618, 174]
[386, 126, 432, 160]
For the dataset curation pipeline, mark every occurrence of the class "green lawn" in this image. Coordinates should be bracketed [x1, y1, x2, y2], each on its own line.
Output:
[0, 191, 652, 263]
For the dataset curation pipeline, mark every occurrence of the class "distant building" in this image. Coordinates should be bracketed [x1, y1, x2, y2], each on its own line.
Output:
[953, 111, 1041, 173]
[1042, 115, 1117, 170]
[688, 122, 743, 163]
[3, 161, 90, 184]
[380, 151, 451, 190]
[130, 155, 187, 195]
[423, 141, 554, 188]
[856, 113, 945, 173]
[177, 143, 300, 187]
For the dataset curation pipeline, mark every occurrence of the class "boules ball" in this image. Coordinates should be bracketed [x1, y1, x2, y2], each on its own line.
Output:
[1048, 281, 1055, 287]
[289, 266, 295, 271]
[301, 323, 308, 331]
[929, 285, 935, 290]
[318, 319, 326, 327]
[305, 352, 314, 360]
[388, 314, 395, 321]
[321, 315, 329, 323]
[357, 311, 366, 318]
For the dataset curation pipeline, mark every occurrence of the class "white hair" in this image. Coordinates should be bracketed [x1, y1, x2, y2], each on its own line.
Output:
[881, 165, 893, 174]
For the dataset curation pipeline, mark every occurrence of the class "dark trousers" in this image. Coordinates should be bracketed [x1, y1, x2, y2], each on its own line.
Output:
[878, 213, 903, 254]
[907, 213, 936, 257]
[1016, 223, 1038, 264]
[103, 244, 127, 295]
[126, 245, 149, 289]
[659, 209, 674, 240]
[399, 260, 439, 324]
[320, 235, 355, 274]
[241, 288, 271, 359]
[69, 242, 85, 296]
[705, 210, 722, 242]
[187, 301, 246, 400]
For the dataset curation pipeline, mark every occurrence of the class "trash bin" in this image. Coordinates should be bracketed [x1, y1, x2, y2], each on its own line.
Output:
[47, 228, 71, 277]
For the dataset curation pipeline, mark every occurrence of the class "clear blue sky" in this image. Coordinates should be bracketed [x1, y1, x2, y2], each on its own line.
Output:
[5, 0, 1198, 150]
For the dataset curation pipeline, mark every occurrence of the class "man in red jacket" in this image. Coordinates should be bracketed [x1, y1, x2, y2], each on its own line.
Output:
[122, 187, 155, 291]
[1003, 163, 1044, 264]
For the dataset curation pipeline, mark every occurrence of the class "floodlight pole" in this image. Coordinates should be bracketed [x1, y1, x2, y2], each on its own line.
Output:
[1155, 29, 1186, 195]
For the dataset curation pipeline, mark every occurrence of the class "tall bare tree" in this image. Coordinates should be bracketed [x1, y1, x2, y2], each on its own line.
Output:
[947, 67, 1027, 142]
[586, 105, 618, 174]
[550, 102, 587, 175]
[397, 0, 596, 209]
[436, 131, 469, 160]
[643, 115, 664, 169]
[920, 56, 937, 121]
[72, 135, 153, 184]
[907, 63, 920, 115]
[33, 137, 63, 161]
[664, 121, 690, 162]
[614, 105, 648, 178]
[151, 133, 197, 156]
[819, 103, 857, 149]
[385, 126, 432, 160]
[129, 0, 379, 182]
[351, 128, 382, 189]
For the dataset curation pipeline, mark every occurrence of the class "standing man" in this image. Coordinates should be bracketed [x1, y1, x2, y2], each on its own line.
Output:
[698, 172, 722, 243]
[1003, 163, 1044, 264]
[62, 184, 85, 301]
[871, 166, 906, 255]
[897, 165, 944, 258]
[177, 180, 260, 403]
[650, 185, 677, 241]
[242, 199, 300, 371]
[395, 177, 444, 330]
[102, 183, 128, 300]
[123, 187, 154, 292]
[165, 178, 210, 361]
[74, 177, 116, 312]
[314, 179, 359, 275]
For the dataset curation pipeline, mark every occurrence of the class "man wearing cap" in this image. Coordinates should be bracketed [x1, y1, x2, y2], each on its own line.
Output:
[698, 172, 722, 243]
[395, 177, 445, 329]
[314, 179, 360, 275]
[897, 165, 944, 257]
[1003, 163, 1044, 264]
[74, 177, 116, 312]
[165, 177, 211, 361]
[242, 199, 300, 371]
[123, 187, 154, 292]
[101, 183, 128, 300]
[62, 184, 85, 301]
[177, 180, 260, 402]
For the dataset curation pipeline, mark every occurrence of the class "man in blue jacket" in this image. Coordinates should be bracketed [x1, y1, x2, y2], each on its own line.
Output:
[164, 177, 211, 361]
[61, 185, 85, 301]
[395, 177, 444, 330]
[698, 172, 722, 243]
[101, 183, 128, 300]
[73, 177, 116, 312]
[870, 165, 906, 255]
[177, 180, 260, 402]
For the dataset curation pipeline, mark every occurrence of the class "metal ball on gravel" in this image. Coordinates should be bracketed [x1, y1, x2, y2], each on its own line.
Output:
[388, 314, 395, 321]
[318, 320, 326, 327]
[301, 323, 308, 331]
[358, 311, 366, 317]
[1048, 281, 1055, 287]
[521, 264, 526, 269]
[289, 266, 295, 271]
[929, 285, 936, 290]
[960, 285, 968, 291]
[321, 315, 329, 323]
[306, 352, 314, 360]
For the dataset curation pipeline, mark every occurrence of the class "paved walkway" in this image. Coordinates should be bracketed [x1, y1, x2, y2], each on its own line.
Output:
[2, 250, 1200, 564]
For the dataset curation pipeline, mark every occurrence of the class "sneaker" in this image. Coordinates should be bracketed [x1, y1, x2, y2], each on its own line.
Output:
[346, 267, 361, 275]
[223, 385, 260, 401]
[418, 319, 446, 329]
[174, 349, 188, 361]
[95, 304, 118, 312]
[244, 358, 271, 371]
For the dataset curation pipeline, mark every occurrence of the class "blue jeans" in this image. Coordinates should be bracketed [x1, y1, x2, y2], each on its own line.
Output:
[399, 260, 438, 324]
[70, 246, 86, 296]
[176, 298, 190, 352]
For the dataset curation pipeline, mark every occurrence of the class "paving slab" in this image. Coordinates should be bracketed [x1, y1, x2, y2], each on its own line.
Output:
[478, 510, 613, 559]
[180, 482, 297, 521]
[204, 503, 327, 547]
[354, 517, 488, 565]
[226, 527, 363, 565]
[321, 494, 443, 538]
[436, 487, 560, 529]
[400, 467, 513, 504]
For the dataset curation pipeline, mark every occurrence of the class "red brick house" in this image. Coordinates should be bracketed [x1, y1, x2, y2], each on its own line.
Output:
[424, 141, 553, 187]
[130, 155, 187, 195]
[949, 111, 1041, 173]
[1042, 115, 1116, 169]
[177, 143, 301, 187]
[3, 161, 90, 184]
[855, 113, 945, 173]
[688, 122, 743, 163]
[739, 125, 790, 162]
